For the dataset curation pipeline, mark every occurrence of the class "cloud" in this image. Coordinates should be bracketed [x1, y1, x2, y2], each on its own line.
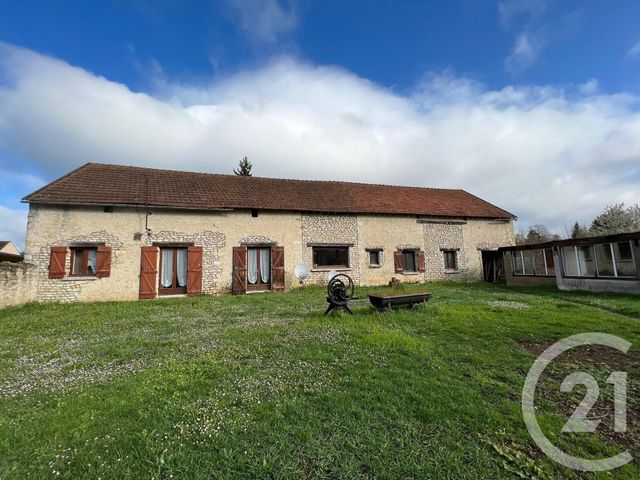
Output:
[500, 4, 582, 76]
[0, 206, 28, 251]
[1, 42, 640, 244]
[627, 39, 640, 57]
[578, 78, 599, 95]
[499, 0, 545, 29]
[499, 1, 556, 75]
[226, 0, 298, 44]
[504, 31, 545, 74]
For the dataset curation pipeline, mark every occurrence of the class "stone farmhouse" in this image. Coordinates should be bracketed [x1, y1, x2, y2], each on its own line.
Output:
[13, 163, 515, 304]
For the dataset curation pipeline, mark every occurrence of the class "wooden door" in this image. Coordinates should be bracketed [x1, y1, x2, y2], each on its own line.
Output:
[271, 246, 285, 291]
[139, 246, 158, 299]
[232, 246, 247, 294]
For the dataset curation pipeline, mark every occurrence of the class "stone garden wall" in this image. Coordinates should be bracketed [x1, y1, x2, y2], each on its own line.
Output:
[0, 262, 36, 308]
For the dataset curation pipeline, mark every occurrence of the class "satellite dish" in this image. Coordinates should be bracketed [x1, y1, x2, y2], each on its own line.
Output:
[294, 263, 309, 281]
[328, 270, 338, 281]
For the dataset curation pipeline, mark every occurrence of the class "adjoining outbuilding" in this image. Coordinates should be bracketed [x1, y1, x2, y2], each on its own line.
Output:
[500, 231, 640, 294]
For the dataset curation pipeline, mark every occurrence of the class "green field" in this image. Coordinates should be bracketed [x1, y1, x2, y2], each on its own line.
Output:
[0, 283, 638, 479]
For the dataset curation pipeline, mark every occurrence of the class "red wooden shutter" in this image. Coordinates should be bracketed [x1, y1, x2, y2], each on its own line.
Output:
[417, 251, 426, 272]
[394, 250, 403, 273]
[271, 246, 285, 291]
[232, 246, 247, 294]
[187, 246, 203, 296]
[49, 246, 67, 279]
[139, 246, 158, 299]
[95, 246, 112, 278]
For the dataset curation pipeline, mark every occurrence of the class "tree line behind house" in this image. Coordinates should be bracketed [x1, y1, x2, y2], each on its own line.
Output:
[516, 203, 640, 245]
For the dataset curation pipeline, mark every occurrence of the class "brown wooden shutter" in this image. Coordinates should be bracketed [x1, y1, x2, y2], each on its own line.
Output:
[232, 246, 247, 294]
[394, 250, 403, 273]
[49, 246, 67, 279]
[187, 246, 203, 296]
[139, 246, 158, 299]
[95, 246, 112, 278]
[271, 246, 285, 291]
[417, 250, 426, 272]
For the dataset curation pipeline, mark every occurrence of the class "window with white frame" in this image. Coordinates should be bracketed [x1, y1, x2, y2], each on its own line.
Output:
[614, 241, 636, 277]
[544, 248, 555, 275]
[512, 251, 523, 275]
[593, 241, 636, 278]
[561, 246, 580, 276]
[562, 241, 636, 278]
[512, 248, 555, 276]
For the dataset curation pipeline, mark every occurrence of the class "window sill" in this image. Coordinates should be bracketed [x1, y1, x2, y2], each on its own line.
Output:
[62, 276, 98, 281]
[368, 264, 382, 268]
[401, 271, 421, 276]
[312, 267, 351, 272]
[445, 270, 460, 274]
[561, 275, 638, 281]
[513, 274, 555, 278]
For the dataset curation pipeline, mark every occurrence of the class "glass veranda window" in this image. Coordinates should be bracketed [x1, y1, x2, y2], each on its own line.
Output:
[577, 245, 596, 277]
[512, 251, 524, 275]
[614, 241, 637, 277]
[562, 246, 580, 276]
[594, 243, 615, 277]
[544, 249, 555, 275]
[522, 250, 534, 275]
[533, 249, 546, 275]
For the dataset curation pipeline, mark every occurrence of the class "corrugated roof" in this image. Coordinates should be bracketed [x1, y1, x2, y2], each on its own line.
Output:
[23, 163, 516, 219]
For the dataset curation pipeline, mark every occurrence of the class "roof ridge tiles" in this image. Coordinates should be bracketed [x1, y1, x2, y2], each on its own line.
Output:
[21, 162, 516, 219]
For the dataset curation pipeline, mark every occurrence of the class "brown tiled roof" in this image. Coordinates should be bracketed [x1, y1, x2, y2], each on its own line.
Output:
[22, 163, 515, 219]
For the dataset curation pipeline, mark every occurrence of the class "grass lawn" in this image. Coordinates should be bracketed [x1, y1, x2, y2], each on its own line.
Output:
[0, 282, 638, 479]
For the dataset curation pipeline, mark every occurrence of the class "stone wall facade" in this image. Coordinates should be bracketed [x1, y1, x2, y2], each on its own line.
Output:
[301, 213, 359, 285]
[422, 223, 468, 280]
[30, 230, 125, 303]
[0, 203, 515, 307]
[147, 230, 226, 294]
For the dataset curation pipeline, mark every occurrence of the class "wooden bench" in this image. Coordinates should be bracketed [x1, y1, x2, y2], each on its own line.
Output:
[368, 292, 431, 311]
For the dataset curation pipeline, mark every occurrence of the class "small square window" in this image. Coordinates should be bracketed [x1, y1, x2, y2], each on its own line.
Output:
[368, 250, 381, 266]
[402, 250, 417, 272]
[70, 247, 98, 276]
[443, 250, 458, 271]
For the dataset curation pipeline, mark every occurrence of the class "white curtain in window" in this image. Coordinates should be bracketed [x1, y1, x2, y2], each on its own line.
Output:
[161, 249, 174, 287]
[247, 248, 258, 284]
[176, 249, 187, 287]
[87, 249, 97, 275]
[260, 248, 270, 283]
